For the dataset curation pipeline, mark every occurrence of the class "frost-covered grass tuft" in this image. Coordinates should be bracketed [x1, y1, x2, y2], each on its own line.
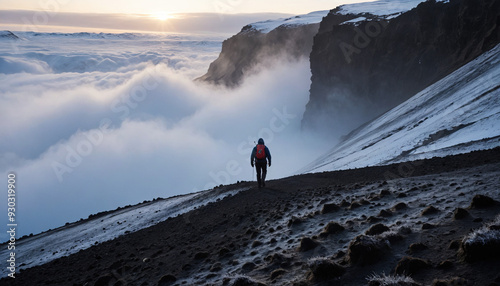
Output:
[463, 228, 500, 245]
[463, 214, 500, 245]
[225, 275, 264, 286]
[367, 272, 419, 286]
[307, 256, 330, 267]
[460, 214, 500, 262]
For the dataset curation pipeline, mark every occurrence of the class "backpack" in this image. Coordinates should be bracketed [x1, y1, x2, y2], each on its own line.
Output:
[256, 144, 266, 160]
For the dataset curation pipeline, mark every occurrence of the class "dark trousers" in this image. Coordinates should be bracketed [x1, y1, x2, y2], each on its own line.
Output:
[255, 161, 267, 187]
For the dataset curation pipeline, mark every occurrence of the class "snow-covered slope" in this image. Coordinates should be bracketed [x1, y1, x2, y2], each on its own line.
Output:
[338, 0, 431, 17]
[246, 10, 329, 33]
[0, 186, 247, 274]
[300, 43, 500, 173]
[246, 0, 430, 33]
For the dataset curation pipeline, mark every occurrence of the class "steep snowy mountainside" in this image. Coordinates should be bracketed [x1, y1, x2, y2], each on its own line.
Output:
[197, 0, 433, 87]
[303, 0, 500, 136]
[0, 186, 247, 274]
[300, 43, 500, 174]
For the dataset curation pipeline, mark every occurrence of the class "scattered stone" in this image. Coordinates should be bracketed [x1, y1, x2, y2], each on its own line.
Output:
[321, 203, 340, 214]
[380, 189, 391, 196]
[393, 202, 408, 211]
[408, 243, 428, 253]
[360, 199, 371, 205]
[470, 194, 496, 208]
[394, 256, 431, 275]
[422, 223, 435, 230]
[231, 276, 266, 286]
[241, 262, 256, 272]
[349, 201, 362, 209]
[431, 277, 467, 286]
[366, 223, 390, 235]
[94, 274, 115, 286]
[334, 250, 346, 259]
[448, 240, 461, 250]
[348, 235, 390, 265]
[453, 208, 470, 220]
[307, 257, 345, 281]
[252, 240, 263, 248]
[298, 237, 319, 252]
[421, 205, 439, 216]
[320, 222, 345, 237]
[340, 200, 350, 207]
[266, 253, 285, 265]
[270, 268, 286, 280]
[378, 209, 393, 217]
[210, 262, 222, 272]
[194, 252, 209, 260]
[219, 247, 231, 257]
[367, 216, 383, 223]
[383, 232, 404, 244]
[157, 274, 177, 286]
[288, 216, 305, 226]
[437, 260, 453, 269]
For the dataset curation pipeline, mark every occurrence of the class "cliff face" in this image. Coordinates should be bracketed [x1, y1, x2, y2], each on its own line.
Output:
[196, 21, 330, 87]
[303, 0, 500, 136]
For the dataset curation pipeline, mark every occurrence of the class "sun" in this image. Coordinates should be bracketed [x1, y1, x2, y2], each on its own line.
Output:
[150, 12, 172, 21]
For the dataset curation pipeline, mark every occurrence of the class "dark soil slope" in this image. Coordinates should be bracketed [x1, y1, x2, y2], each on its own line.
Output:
[3, 147, 500, 286]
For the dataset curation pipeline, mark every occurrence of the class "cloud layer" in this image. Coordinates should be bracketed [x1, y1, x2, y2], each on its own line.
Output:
[0, 34, 329, 240]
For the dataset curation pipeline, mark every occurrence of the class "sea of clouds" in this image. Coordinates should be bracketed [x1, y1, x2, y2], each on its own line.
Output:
[0, 32, 330, 240]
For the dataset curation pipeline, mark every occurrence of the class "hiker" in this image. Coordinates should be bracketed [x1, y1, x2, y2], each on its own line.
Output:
[251, 138, 271, 188]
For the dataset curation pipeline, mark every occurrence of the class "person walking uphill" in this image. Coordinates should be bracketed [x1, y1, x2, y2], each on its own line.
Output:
[251, 138, 271, 188]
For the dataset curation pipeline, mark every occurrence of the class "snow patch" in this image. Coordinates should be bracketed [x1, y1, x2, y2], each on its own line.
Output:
[245, 10, 329, 33]
[0, 187, 248, 273]
[300, 43, 500, 174]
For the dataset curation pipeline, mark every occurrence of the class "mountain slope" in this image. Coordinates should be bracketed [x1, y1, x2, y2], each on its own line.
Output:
[300, 43, 500, 174]
[196, 11, 329, 87]
[0, 186, 248, 273]
[303, 0, 500, 135]
[0, 31, 19, 40]
[3, 149, 500, 285]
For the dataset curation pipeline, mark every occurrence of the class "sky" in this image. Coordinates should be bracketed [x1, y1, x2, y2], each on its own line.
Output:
[2, 0, 362, 15]
[0, 0, 366, 33]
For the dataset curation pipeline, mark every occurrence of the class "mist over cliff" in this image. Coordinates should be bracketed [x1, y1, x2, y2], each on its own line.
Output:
[196, 11, 328, 87]
[198, 0, 500, 139]
[303, 0, 500, 136]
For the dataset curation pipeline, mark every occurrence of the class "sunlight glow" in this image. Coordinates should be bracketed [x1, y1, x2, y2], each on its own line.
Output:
[151, 12, 172, 21]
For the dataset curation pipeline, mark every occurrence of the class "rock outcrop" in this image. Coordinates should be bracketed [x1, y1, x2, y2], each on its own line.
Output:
[196, 13, 330, 87]
[0, 30, 20, 40]
[303, 0, 500, 135]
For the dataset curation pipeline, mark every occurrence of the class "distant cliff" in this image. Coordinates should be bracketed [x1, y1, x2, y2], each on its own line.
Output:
[196, 12, 332, 87]
[0, 31, 20, 40]
[303, 0, 500, 136]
